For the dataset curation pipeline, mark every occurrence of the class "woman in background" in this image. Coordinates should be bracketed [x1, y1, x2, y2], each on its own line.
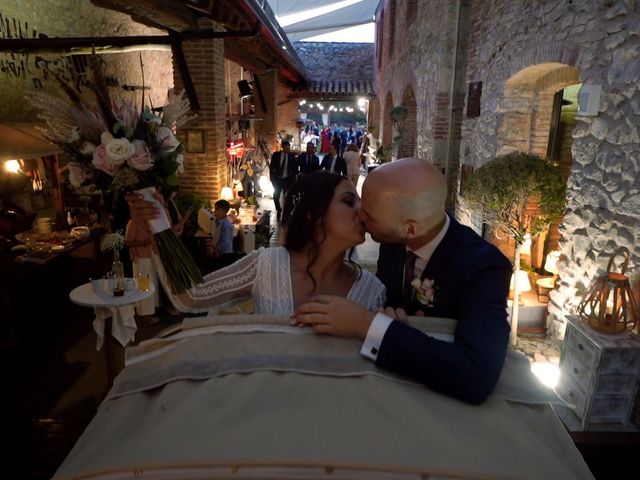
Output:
[343, 143, 362, 186]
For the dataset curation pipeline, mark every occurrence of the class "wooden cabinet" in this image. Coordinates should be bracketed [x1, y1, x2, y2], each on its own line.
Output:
[558, 315, 640, 431]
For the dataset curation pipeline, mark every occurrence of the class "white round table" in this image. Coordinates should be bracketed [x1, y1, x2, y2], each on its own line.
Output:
[70, 281, 155, 308]
[69, 280, 155, 386]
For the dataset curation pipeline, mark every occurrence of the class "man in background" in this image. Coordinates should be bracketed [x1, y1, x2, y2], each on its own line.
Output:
[269, 140, 297, 220]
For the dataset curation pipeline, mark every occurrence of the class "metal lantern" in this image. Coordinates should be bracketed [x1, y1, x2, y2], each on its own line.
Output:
[578, 252, 640, 334]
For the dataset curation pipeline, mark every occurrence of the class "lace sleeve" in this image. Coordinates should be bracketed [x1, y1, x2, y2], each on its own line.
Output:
[348, 269, 387, 311]
[152, 248, 263, 313]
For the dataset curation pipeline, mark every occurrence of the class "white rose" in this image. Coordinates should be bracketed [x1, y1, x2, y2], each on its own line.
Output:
[79, 141, 96, 155]
[156, 127, 180, 151]
[411, 278, 422, 289]
[105, 138, 135, 165]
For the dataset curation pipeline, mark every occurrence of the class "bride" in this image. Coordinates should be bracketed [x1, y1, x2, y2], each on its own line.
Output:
[128, 171, 385, 314]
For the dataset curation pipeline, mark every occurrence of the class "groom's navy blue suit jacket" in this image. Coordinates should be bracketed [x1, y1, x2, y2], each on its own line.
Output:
[376, 216, 512, 404]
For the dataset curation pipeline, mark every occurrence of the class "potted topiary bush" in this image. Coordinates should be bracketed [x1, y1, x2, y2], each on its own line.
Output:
[463, 151, 566, 346]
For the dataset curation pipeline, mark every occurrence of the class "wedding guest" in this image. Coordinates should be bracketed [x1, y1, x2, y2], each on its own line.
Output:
[160, 186, 193, 237]
[210, 199, 234, 259]
[297, 142, 320, 175]
[343, 144, 362, 185]
[320, 142, 347, 176]
[293, 158, 512, 405]
[269, 140, 297, 220]
[126, 172, 385, 315]
[210, 200, 238, 271]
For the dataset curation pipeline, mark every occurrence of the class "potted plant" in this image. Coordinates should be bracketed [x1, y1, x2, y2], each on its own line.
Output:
[463, 151, 566, 346]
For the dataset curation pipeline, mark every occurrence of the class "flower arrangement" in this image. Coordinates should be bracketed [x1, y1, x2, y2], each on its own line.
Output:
[100, 231, 125, 252]
[411, 277, 436, 307]
[28, 56, 203, 294]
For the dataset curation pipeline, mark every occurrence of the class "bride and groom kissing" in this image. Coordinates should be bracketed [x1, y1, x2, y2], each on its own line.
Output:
[127, 157, 512, 405]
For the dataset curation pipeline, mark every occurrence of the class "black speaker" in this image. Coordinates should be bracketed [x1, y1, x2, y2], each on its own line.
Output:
[237, 80, 253, 98]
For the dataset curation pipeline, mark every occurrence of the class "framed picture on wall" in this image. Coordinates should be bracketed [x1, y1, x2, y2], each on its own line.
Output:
[186, 129, 205, 153]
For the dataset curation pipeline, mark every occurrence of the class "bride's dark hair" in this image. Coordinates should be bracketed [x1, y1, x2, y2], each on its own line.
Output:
[282, 171, 361, 290]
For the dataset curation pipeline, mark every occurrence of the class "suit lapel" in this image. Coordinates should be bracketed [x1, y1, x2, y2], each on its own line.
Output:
[417, 216, 463, 315]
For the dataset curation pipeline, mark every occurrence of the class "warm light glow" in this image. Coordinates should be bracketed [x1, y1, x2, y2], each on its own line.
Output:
[544, 251, 560, 275]
[259, 175, 274, 197]
[510, 270, 532, 293]
[4, 159, 21, 174]
[530, 362, 560, 389]
[226, 141, 245, 157]
[220, 186, 234, 201]
[357, 98, 366, 107]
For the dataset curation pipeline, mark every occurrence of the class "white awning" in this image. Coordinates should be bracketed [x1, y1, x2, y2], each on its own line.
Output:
[267, 0, 378, 42]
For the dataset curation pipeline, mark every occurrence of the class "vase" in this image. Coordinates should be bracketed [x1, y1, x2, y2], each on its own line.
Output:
[111, 249, 125, 291]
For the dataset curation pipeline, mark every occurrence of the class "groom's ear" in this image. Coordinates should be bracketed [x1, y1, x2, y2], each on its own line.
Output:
[403, 220, 419, 238]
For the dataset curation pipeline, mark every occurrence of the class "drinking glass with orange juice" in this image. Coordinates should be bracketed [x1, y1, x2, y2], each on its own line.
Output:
[138, 273, 151, 291]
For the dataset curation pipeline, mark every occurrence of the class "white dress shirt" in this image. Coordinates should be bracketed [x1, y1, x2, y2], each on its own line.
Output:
[361, 215, 451, 361]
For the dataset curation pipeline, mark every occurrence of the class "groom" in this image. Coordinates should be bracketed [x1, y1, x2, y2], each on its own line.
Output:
[293, 158, 512, 404]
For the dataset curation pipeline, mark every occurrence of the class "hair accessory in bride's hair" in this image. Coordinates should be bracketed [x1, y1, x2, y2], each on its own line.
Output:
[289, 192, 304, 219]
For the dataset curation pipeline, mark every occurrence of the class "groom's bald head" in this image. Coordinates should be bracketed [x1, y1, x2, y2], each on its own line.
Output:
[360, 158, 447, 244]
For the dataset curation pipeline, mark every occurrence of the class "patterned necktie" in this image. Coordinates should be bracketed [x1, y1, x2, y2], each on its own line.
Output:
[403, 251, 417, 306]
[281, 153, 288, 177]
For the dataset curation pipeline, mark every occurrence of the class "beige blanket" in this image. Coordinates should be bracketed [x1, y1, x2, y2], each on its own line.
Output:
[54, 316, 593, 480]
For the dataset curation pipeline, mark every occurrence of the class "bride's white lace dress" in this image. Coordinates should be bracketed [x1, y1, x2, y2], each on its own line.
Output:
[153, 246, 386, 314]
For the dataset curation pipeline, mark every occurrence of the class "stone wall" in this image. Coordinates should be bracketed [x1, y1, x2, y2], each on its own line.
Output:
[0, 0, 173, 122]
[374, 0, 460, 168]
[455, 0, 640, 338]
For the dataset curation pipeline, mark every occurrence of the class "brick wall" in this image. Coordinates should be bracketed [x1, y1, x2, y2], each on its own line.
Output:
[174, 27, 226, 204]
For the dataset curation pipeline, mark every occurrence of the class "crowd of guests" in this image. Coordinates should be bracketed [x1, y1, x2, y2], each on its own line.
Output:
[270, 125, 369, 220]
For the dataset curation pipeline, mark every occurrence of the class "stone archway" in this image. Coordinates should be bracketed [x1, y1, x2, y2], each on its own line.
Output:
[498, 63, 580, 157]
[398, 84, 417, 158]
[382, 92, 393, 149]
[495, 63, 580, 268]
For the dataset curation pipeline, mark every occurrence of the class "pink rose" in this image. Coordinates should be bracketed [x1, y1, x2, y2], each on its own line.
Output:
[128, 140, 154, 171]
[92, 144, 119, 176]
[113, 100, 139, 132]
[156, 127, 180, 151]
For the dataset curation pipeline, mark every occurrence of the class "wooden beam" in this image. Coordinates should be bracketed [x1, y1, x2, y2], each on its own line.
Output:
[168, 32, 199, 112]
[0, 26, 261, 55]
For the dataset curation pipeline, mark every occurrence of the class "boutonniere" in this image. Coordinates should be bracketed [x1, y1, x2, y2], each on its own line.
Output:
[410, 277, 436, 307]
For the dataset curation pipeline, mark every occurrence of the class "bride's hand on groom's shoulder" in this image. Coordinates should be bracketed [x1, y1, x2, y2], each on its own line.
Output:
[291, 295, 374, 340]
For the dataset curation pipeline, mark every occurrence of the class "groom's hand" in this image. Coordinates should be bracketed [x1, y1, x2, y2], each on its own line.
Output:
[292, 295, 374, 340]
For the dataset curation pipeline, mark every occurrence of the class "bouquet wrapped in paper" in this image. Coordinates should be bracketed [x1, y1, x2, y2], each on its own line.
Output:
[29, 57, 203, 294]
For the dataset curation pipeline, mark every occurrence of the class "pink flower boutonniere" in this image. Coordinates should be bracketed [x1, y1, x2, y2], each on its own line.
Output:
[411, 277, 436, 307]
